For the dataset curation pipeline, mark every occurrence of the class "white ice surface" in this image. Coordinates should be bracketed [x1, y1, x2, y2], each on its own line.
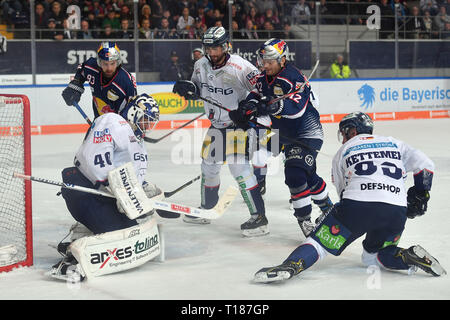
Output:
[1, 118, 450, 300]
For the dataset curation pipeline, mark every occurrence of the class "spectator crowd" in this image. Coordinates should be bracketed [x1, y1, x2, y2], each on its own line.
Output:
[1, 0, 449, 40]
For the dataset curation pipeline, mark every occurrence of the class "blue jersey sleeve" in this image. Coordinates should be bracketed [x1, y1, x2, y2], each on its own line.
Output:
[276, 66, 311, 118]
[121, 69, 137, 98]
[74, 57, 98, 83]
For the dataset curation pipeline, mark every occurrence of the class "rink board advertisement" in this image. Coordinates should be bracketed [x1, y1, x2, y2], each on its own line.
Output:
[0, 77, 449, 133]
[313, 78, 450, 113]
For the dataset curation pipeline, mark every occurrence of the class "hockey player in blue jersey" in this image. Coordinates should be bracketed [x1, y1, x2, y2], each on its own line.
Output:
[254, 112, 446, 282]
[62, 42, 137, 118]
[231, 38, 333, 238]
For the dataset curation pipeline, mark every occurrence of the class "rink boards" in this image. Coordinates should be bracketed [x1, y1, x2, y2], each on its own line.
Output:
[0, 77, 449, 135]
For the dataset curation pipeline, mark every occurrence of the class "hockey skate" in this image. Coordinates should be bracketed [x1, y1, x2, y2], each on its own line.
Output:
[254, 260, 305, 283]
[48, 254, 86, 282]
[183, 214, 211, 225]
[399, 245, 447, 277]
[297, 217, 315, 238]
[241, 214, 269, 237]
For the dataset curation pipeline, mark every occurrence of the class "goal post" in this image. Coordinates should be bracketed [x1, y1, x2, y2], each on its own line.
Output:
[0, 94, 32, 272]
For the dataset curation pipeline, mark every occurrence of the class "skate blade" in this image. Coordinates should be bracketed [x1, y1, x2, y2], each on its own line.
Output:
[254, 270, 291, 283]
[45, 270, 70, 281]
[242, 225, 269, 237]
[413, 245, 447, 276]
[46, 270, 85, 282]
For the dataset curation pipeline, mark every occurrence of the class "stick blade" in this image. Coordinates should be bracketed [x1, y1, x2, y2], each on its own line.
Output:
[211, 186, 239, 216]
[144, 136, 162, 143]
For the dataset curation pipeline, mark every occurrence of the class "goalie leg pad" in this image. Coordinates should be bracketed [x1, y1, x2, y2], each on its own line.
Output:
[69, 217, 163, 279]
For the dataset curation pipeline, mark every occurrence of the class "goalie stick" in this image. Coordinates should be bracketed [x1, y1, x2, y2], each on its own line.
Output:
[13, 172, 237, 220]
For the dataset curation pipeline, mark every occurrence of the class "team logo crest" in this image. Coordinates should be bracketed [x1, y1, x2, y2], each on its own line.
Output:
[273, 85, 283, 96]
[107, 90, 119, 101]
[357, 84, 375, 109]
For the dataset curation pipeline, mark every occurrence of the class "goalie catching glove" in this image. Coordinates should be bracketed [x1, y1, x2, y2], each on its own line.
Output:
[406, 186, 430, 219]
[173, 80, 199, 100]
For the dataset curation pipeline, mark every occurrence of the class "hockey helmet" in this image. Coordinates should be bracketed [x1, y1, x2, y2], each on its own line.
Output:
[202, 26, 230, 53]
[257, 38, 289, 66]
[120, 94, 160, 139]
[97, 42, 122, 67]
[338, 111, 374, 142]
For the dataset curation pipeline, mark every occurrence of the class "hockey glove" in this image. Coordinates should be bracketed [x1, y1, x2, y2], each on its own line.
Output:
[257, 96, 284, 116]
[229, 100, 258, 130]
[253, 97, 283, 116]
[406, 186, 430, 219]
[62, 79, 85, 106]
[173, 80, 199, 100]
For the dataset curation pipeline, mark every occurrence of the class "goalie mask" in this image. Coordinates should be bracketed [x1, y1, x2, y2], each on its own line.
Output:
[121, 94, 160, 139]
[257, 38, 289, 67]
[338, 111, 374, 142]
[97, 42, 122, 68]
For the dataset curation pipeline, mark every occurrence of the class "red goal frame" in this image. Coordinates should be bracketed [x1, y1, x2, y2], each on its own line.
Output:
[0, 94, 33, 272]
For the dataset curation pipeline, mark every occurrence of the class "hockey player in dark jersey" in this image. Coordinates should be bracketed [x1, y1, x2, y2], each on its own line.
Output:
[232, 38, 333, 238]
[62, 42, 137, 118]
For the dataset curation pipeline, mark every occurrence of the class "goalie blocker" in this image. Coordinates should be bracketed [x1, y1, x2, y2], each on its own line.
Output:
[108, 163, 239, 221]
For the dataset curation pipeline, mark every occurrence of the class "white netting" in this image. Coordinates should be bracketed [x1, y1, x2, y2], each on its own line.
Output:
[0, 95, 30, 269]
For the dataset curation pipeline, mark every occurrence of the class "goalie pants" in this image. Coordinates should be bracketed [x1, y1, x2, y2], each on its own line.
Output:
[60, 167, 138, 234]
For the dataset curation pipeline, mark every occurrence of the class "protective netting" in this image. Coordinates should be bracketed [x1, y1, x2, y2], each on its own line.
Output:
[0, 95, 31, 271]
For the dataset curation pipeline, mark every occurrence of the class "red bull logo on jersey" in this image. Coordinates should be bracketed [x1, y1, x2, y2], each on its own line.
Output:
[93, 128, 112, 143]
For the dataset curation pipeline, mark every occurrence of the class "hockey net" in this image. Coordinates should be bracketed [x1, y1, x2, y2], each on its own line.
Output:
[0, 94, 32, 272]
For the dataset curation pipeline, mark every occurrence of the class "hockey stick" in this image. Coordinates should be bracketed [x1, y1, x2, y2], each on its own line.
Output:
[267, 60, 320, 105]
[189, 60, 325, 154]
[144, 112, 206, 143]
[13, 173, 237, 220]
[72, 101, 92, 126]
[194, 95, 323, 153]
[72, 101, 206, 144]
[163, 175, 200, 198]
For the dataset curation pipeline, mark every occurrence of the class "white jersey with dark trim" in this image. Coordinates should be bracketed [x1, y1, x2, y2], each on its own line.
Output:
[74, 112, 148, 186]
[332, 134, 434, 206]
[191, 54, 262, 128]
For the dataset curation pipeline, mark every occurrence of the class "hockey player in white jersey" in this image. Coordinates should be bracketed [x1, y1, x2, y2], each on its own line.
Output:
[254, 112, 446, 282]
[50, 93, 163, 281]
[172, 26, 271, 236]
